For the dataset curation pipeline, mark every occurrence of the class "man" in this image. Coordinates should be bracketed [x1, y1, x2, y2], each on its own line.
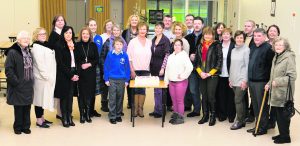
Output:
[163, 15, 175, 41]
[185, 14, 194, 35]
[247, 28, 274, 135]
[243, 20, 256, 123]
[184, 16, 204, 117]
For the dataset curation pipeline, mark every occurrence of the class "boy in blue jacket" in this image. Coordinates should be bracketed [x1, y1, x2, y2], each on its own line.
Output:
[104, 37, 130, 124]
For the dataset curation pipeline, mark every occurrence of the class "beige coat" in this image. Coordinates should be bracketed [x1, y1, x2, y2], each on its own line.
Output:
[31, 43, 56, 111]
[268, 50, 297, 107]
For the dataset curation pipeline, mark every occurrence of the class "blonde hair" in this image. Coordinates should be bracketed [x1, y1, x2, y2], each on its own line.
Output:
[126, 15, 140, 29]
[245, 20, 256, 28]
[32, 27, 47, 42]
[78, 27, 93, 42]
[172, 22, 187, 36]
[103, 19, 114, 33]
[221, 28, 232, 36]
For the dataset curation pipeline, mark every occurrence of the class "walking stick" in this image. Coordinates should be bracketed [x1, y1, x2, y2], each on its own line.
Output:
[253, 90, 267, 137]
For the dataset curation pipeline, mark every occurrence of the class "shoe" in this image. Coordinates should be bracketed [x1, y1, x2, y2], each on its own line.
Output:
[171, 115, 184, 125]
[209, 112, 216, 126]
[116, 117, 122, 122]
[230, 122, 245, 130]
[198, 113, 209, 124]
[247, 127, 255, 133]
[149, 112, 156, 117]
[218, 117, 226, 122]
[44, 119, 53, 125]
[253, 129, 267, 136]
[21, 129, 31, 134]
[154, 113, 162, 118]
[14, 130, 22, 135]
[274, 137, 291, 144]
[127, 103, 131, 109]
[61, 114, 69, 128]
[167, 106, 173, 112]
[245, 116, 255, 123]
[187, 112, 200, 117]
[228, 118, 235, 123]
[68, 116, 75, 126]
[272, 135, 281, 140]
[91, 110, 101, 117]
[36, 123, 50, 128]
[56, 115, 62, 120]
[85, 107, 92, 123]
[110, 119, 117, 124]
[170, 113, 178, 119]
[121, 112, 124, 116]
[184, 107, 192, 111]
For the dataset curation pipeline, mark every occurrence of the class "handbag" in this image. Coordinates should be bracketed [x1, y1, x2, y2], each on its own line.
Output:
[283, 76, 295, 118]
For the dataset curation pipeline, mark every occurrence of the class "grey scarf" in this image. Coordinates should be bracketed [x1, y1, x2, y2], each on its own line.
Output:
[21, 47, 33, 81]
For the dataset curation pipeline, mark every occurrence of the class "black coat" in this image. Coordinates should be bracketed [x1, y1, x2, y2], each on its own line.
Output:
[150, 35, 170, 76]
[48, 31, 62, 49]
[75, 41, 98, 98]
[184, 32, 203, 55]
[5, 43, 33, 105]
[54, 40, 78, 98]
[222, 39, 235, 73]
[195, 41, 223, 75]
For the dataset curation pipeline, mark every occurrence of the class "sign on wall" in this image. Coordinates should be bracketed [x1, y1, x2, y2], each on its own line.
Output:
[95, 6, 103, 13]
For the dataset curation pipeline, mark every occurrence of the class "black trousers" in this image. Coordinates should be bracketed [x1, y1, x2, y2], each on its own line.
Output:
[127, 86, 132, 107]
[273, 106, 291, 138]
[101, 84, 109, 106]
[13, 105, 31, 131]
[34, 106, 44, 118]
[199, 76, 219, 114]
[216, 77, 236, 120]
[60, 81, 74, 118]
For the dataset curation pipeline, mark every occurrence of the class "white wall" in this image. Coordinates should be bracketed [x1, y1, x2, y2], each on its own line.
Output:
[0, 0, 39, 42]
[110, 0, 123, 28]
[228, 0, 300, 109]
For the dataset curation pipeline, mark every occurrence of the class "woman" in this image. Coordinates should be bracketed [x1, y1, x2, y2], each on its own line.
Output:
[101, 19, 114, 44]
[228, 30, 250, 130]
[75, 27, 99, 124]
[122, 14, 140, 109]
[196, 26, 222, 126]
[267, 24, 280, 45]
[215, 28, 235, 123]
[87, 18, 102, 117]
[164, 39, 193, 124]
[54, 26, 79, 127]
[48, 15, 67, 119]
[100, 24, 127, 113]
[5, 31, 33, 135]
[214, 22, 226, 41]
[149, 22, 170, 118]
[31, 28, 56, 128]
[171, 22, 190, 54]
[127, 22, 152, 117]
[265, 37, 297, 144]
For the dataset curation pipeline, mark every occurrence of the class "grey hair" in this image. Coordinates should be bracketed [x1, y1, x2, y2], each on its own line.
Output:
[17, 30, 30, 41]
[272, 37, 291, 51]
[253, 28, 266, 35]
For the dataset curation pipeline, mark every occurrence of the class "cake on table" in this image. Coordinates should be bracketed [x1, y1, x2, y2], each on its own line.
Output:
[134, 76, 160, 86]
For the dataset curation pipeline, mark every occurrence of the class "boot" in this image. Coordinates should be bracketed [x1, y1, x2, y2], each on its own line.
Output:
[133, 95, 139, 117]
[85, 106, 92, 123]
[68, 114, 75, 126]
[101, 101, 109, 112]
[171, 114, 184, 125]
[79, 109, 86, 123]
[198, 112, 209, 124]
[209, 111, 216, 126]
[138, 95, 145, 118]
[61, 113, 69, 128]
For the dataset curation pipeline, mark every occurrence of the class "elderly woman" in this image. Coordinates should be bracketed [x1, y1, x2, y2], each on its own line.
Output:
[101, 19, 114, 44]
[149, 22, 170, 118]
[127, 22, 152, 117]
[31, 28, 56, 128]
[5, 31, 33, 134]
[196, 26, 223, 126]
[265, 37, 297, 144]
[87, 18, 102, 118]
[100, 24, 127, 113]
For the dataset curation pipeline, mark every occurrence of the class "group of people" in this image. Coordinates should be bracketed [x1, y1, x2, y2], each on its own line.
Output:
[4, 13, 297, 144]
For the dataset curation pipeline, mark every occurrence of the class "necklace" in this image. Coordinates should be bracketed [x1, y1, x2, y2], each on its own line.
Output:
[82, 44, 90, 63]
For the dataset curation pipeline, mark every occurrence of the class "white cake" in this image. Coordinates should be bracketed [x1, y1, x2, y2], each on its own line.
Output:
[134, 76, 160, 86]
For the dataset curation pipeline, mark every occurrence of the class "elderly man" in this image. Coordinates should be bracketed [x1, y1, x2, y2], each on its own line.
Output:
[247, 28, 274, 135]
[5, 31, 34, 135]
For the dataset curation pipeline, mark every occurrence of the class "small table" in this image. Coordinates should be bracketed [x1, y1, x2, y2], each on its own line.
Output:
[0, 41, 14, 57]
[129, 80, 168, 127]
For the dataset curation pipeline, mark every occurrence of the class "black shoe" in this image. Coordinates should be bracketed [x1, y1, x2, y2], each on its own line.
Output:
[228, 118, 235, 123]
[187, 112, 200, 117]
[110, 119, 117, 124]
[274, 137, 291, 144]
[230, 122, 245, 130]
[209, 113, 216, 126]
[198, 114, 209, 124]
[21, 129, 31, 134]
[68, 116, 75, 126]
[245, 116, 255, 123]
[218, 117, 226, 122]
[247, 127, 255, 133]
[149, 112, 156, 117]
[101, 106, 109, 112]
[121, 112, 124, 116]
[61, 115, 69, 128]
[86, 108, 92, 123]
[14, 130, 22, 135]
[184, 107, 192, 111]
[36, 122, 50, 128]
[253, 129, 267, 136]
[44, 119, 53, 125]
[154, 113, 162, 118]
[56, 115, 62, 120]
[91, 110, 102, 117]
[116, 117, 122, 122]
[272, 135, 281, 140]
[167, 106, 173, 112]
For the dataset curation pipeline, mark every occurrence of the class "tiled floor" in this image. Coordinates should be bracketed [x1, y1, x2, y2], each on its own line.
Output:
[0, 88, 299, 146]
